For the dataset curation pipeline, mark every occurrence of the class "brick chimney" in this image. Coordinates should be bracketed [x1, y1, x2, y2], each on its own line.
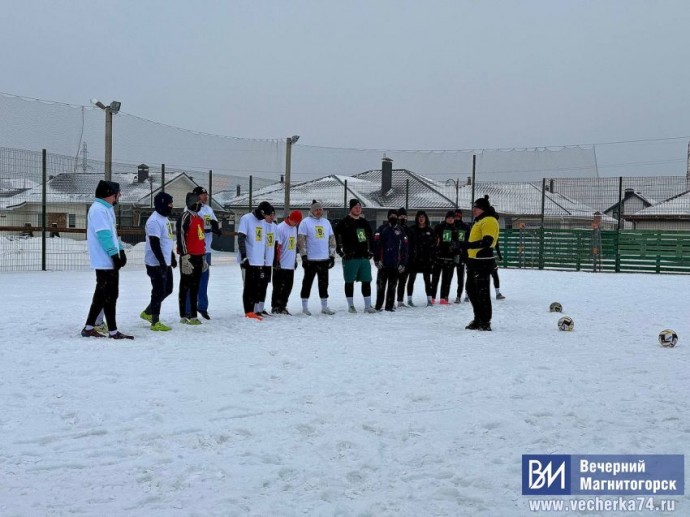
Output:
[381, 157, 393, 196]
[137, 164, 149, 183]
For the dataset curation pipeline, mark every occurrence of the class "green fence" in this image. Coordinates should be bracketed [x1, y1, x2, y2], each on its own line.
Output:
[501, 229, 690, 274]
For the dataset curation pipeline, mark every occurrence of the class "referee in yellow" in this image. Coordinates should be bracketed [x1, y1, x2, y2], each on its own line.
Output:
[457, 195, 500, 331]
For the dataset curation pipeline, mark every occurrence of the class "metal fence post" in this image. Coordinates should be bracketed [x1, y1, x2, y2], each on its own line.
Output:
[539, 178, 546, 270]
[41, 149, 47, 271]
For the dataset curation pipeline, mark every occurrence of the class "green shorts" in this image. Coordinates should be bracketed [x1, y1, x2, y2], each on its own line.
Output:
[342, 258, 373, 283]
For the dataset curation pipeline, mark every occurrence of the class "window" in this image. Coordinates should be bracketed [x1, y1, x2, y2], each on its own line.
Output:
[68, 214, 76, 228]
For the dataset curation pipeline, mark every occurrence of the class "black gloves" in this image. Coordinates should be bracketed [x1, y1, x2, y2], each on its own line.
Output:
[119, 250, 127, 267]
[111, 253, 124, 270]
[171, 253, 177, 269]
[240, 257, 249, 269]
[328, 256, 335, 269]
[211, 220, 222, 237]
[336, 246, 344, 258]
[301, 256, 309, 269]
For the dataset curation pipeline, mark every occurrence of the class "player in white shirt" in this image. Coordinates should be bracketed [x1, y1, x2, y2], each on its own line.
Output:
[185, 186, 221, 320]
[81, 180, 133, 340]
[270, 210, 303, 314]
[140, 192, 177, 331]
[297, 200, 337, 315]
[237, 201, 274, 320]
[255, 213, 277, 316]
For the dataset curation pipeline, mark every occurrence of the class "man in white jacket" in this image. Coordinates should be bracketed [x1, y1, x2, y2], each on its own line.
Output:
[297, 200, 337, 315]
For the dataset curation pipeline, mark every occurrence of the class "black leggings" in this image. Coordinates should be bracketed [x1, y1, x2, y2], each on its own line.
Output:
[243, 265, 264, 313]
[300, 261, 330, 299]
[271, 268, 295, 311]
[179, 255, 204, 317]
[85, 269, 119, 330]
[375, 267, 399, 310]
[432, 260, 455, 300]
[345, 281, 372, 298]
[407, 266, 433, 297]
[145, 265, 174, 320]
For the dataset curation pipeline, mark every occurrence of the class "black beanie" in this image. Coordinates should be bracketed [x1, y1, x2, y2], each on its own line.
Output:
[349, 198, 361, 209]
[398, 207, 407, 216]
[473, 195, 491, 211]
[387, 209, 398, 218]
[154, 192, 173, 216]
[95, 180, 121, 199]
[445, 210, 456, 219]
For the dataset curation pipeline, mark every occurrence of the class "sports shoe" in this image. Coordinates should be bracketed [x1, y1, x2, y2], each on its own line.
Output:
[479, 323, 492, 331]
[397, 301, 407, 308]
[496, 293, 506, 300]
[321, 307, 336, 315]
[302, 308, 312, 316]
[81, 327, 106, 338]
[407, 300, 416, 307]
[140, 311, 152, 323]
[464, 296, 470, 302]
[384, 307, 396, 312]
[271, 308, 291, 315]
[180, 317, 202, 325]
[94, 322, 108, 333]
[465, 320, 481, 330]
[454, 297, 462, 304]
[245, 312, 263, 320]
[150, 321, 172, 331]
[199, 310, 211, 320]
[427, 300, 433, 307]
[430, 298, 436, 305]
[109, 331, 134, 340]
[440, 299, 450, 305]
[364, 307, 378, 314]
[348, 305, 357, 314]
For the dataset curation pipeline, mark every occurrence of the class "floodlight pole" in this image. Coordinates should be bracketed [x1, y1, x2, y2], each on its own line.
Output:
[284, 135, 300, 215]
[92, 99, 121, 182]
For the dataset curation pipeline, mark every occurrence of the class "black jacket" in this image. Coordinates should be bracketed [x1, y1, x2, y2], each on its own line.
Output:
[409, 224, 436, 268]
[434, 221, 459, 260]
[335, 216, 374, 259]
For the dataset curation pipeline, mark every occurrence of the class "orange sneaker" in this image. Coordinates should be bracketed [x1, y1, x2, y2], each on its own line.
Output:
[245, 312, 263, 320]
[440, 299, 450, 305]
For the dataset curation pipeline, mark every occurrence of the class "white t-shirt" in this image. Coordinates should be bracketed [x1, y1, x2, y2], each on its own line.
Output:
[264, 220, 277, 266]
[87, 199, 120, 269]
[298, 216, 334, 260]
[198, 204, 218, 251]
[276, 221, 298, 270]
[144, 211, 175, 266]
[238, 212, 267, 266]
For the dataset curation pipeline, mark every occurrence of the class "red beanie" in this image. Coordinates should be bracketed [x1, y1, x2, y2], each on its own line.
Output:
[288, 210, 303, 224]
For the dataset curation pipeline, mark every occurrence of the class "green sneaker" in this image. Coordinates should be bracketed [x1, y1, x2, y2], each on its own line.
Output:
[348, 305, 357, 314]
[94, 322, 108, 333]
[180, 317, 202, 325]
[140, 311, 152, 323]
[150, 321, 172, 332]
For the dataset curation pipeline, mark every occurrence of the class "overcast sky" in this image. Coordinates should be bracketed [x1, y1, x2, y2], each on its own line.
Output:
[2, 0, 690, 176]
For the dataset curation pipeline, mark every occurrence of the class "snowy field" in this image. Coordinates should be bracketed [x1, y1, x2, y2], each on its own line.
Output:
[0, 259, 688, 516]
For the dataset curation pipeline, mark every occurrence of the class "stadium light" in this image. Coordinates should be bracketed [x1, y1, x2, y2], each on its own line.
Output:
[445, 178, 460, 208]
[91, 98, 122, 181]
[284, 135, 300, 215]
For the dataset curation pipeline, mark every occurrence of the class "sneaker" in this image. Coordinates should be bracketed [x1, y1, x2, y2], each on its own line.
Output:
[140, 311, 152, 323]
[180, 317, 202, 325]
[109, 331, 134, 340]
[407, 300, 416, 307]
[496, 293, 506, 300]
[245, 312, 264, 320]
[440, 299, 449, 305]
[479, 323, 492, 331]
[465, 320, 487, 330]
[431, 298, 436, 305]
[81, 327, 106, 338]
[364, 307, 378, 314]
[426, 301, 433, 307]
[302, 308, 312, 316]
[321, 307, 336, 315]
[384, 307, 396, 312]
[464, 296, 470, 302]
[348, 306, 357, 314]
[260, 310, 271, 317]
[454, 297, 462, 304]
[94, 322, 108, 333]
[199, 310, 211, 320]
[397, 301, 407, 308]
[150, 321, 172, 331]
[271, 308, 291, 315]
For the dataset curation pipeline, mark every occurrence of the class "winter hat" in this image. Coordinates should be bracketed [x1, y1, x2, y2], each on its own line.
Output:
[397, 207, 407, 217]
[454, 208, 463, 216]
[473, 195, 491, 211]
[445, 210, 456, 219]
[310, 200, 324, 214]
[257, 201, 275, 216]
[288, 210, 303, 225]
[387, 209, 398, 218]
[186, 192, 201, 212]
[154, 192, 173, 216]
[192, 186, 208, 196]
[349, 198, 361, 210]
[95, 180, 121, 199]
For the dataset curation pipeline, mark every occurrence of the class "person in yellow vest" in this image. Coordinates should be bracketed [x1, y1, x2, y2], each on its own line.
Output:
[456, 195, 500, 331]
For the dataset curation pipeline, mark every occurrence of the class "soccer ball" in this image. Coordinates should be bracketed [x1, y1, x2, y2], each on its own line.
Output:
[658, 329, 678, 348]
[558, 316, 574, 331]
[550, 302, 563, 313]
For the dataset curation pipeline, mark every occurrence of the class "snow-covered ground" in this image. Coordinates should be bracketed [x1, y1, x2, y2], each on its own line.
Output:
[0, 260, 688, 516]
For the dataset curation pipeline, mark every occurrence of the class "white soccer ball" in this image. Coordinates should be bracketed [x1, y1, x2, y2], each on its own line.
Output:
[550, 302, 563, 313]
[658, 329, 678, 348]
[558, 316, 574, 331]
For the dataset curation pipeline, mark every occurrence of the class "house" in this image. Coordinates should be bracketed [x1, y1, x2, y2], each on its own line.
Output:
[625, 190, 690, 230]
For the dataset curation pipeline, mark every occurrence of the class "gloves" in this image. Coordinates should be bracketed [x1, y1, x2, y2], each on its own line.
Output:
[171, 254, 177, 269]
[111, 253, 124, 271]
[180, 254, 193, 275]
[240, 257, 249, 269]
[301, 256, 309, 269]
[202, 257, 209, 273]
[328, 256, 335, 269]
[398, 265, 405, 274]
[375, 261, 383, 270]
[119, 250, 127, 268]
[211, 220, 222, 237]
[336, 246, 344, 258]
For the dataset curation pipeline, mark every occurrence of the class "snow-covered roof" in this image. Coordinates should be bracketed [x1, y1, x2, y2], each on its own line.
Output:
[628, 190, 690, 217]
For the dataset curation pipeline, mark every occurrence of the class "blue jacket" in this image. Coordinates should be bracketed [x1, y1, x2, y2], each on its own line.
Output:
[373, 222, 409, 267]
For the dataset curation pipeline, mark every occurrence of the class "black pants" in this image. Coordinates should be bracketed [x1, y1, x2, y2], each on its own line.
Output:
[345, 281, 371, 298]
[432, 259, 455, 300]
[243, 265, 265, 313]
[466, 259, 493, 324]
[456, 263, 466, 298]
[145, 265, 174, 320]
[491, 259, 500, 288]
[271, 268, 295, 311]
[258, 266, 272, 303]
[375, 267, 399, 311]
[300, 260, 330, 300]
[396, 269, 410, 302]
[85, 269, 119, 330]
[179, 255, 204, 318]
[407, 266, 433, 297]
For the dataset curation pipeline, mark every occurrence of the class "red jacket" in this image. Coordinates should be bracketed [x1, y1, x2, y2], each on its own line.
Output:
[176, 211, 206, 256]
